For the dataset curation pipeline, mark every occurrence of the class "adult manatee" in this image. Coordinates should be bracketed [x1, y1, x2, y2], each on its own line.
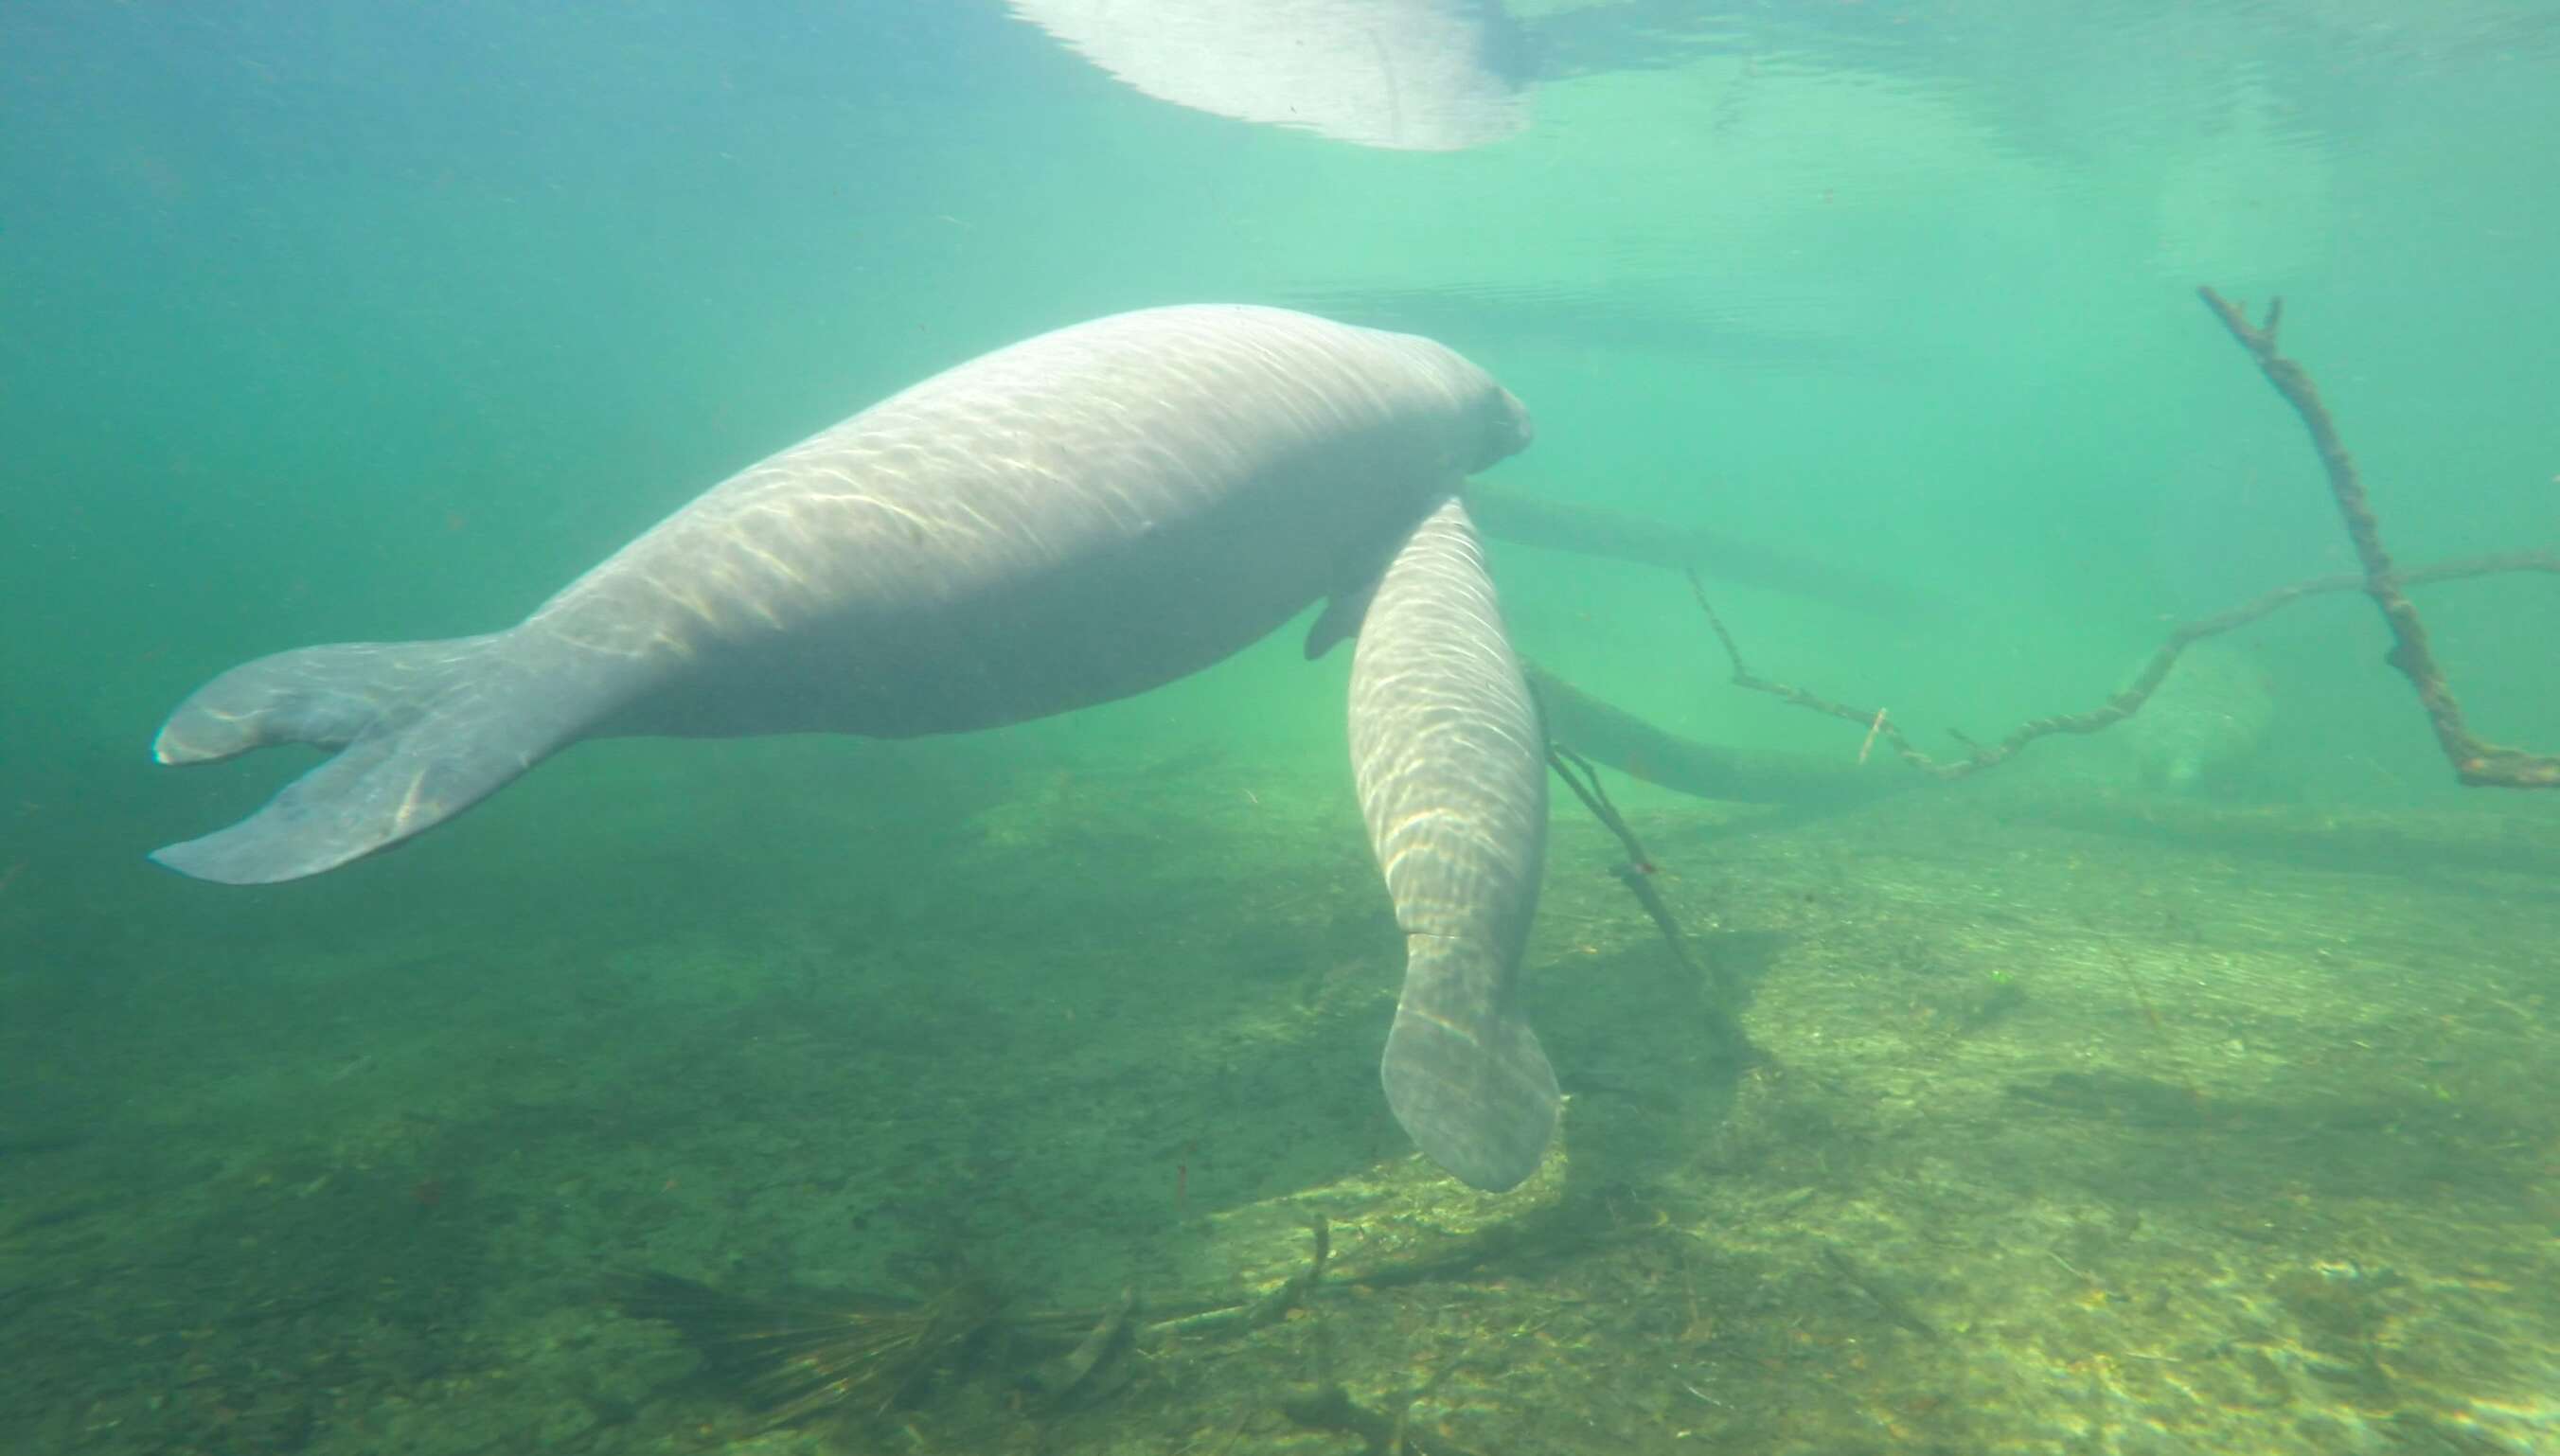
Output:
[151, 304, 1559, 1189]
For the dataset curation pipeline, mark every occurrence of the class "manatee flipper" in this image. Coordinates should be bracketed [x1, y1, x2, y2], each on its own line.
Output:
[150, 634, 600, 884]
[1348, 496, 1556, 1191]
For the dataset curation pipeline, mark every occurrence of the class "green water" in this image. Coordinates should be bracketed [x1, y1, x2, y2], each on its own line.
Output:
[3, 3, 2555, 1453]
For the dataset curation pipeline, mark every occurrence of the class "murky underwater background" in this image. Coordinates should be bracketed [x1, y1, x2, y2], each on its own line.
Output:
[2, 2, 2555, 1452]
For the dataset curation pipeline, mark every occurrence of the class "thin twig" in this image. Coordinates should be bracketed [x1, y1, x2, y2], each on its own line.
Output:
[1547, 742, 1654, 871]
[1685, 296, 2560, 791]
[1547, 742, 1746, 1043]
[2198, 286, 2558, 788]
[1695, 552, 2557, 783]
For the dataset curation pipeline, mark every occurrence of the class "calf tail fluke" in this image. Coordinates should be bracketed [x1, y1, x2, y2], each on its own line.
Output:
[1379, 940, 1561, 1193]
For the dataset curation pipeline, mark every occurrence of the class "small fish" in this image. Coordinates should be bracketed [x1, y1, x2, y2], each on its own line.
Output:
[1820, 1244, 1939, 1340]
[1030, 1287, 1135, 1407]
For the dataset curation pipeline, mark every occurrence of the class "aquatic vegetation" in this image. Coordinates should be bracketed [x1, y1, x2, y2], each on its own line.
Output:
[612, 1262, 1012, 1429]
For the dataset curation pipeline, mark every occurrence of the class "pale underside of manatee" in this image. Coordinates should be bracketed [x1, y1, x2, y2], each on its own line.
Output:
[1005, 0, 1532, 151]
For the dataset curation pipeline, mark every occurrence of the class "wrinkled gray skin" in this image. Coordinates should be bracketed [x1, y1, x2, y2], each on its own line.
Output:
[1350, 498, 1555, 1190]
[151, 304, 1556, 1190]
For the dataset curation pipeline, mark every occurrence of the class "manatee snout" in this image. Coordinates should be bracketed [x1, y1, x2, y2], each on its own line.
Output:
[1468, 385, 1534, 470]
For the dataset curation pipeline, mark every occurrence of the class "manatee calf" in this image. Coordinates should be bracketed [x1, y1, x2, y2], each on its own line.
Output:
[1349, 498, 1555, 1189]
[151, 304, 1558, 1189]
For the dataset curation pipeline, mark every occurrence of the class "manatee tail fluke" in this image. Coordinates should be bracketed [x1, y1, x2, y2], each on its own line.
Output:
[150, 633, 566, 884]
[1379, 940, 1561, 1193]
